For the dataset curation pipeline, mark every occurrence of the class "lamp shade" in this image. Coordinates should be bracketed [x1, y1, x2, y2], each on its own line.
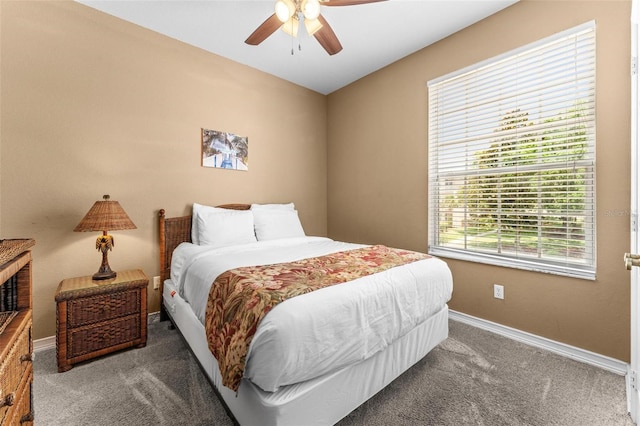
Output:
[74, 195, 136, 232]
[304, 18, 323, 36]
[281, 17, 299, 37]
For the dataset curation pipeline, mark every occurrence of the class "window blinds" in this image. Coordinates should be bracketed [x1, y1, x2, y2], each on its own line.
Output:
[428, 21, 596, 279]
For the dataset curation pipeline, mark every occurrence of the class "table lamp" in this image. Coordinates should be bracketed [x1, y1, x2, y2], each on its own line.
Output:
[74, 195, 137, 280]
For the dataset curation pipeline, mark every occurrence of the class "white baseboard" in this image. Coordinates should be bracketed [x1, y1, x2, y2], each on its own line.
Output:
[34, 335, 56, 353]
[449, 309, 628, 376]
[34, 308, 628, 376]
[34, 311, 162, 353]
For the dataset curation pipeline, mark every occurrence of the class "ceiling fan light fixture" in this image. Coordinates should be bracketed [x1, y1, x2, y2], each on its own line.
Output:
[275, 0, 295, 23]
[304, 18, 323, 36]
[281, 17, 299, 37]
[301, 0, 321, 20]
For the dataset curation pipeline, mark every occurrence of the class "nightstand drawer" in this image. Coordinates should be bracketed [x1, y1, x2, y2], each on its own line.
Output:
[0, 315, 31, 424]
[2, 366, 32, 426]
[67, 289, 141, 328]
[67, 314, 141, 358]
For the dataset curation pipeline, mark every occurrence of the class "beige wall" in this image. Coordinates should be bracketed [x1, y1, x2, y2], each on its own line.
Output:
[0, 1, 327, 339]
[1, 0, 633, 363]
[328, 0, 632, 362]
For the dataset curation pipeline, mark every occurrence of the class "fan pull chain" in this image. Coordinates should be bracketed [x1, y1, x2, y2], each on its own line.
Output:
[290, 38, 301, 55]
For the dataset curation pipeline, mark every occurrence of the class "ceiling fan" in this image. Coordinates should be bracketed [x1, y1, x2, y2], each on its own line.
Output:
[245, 0, 387, 56]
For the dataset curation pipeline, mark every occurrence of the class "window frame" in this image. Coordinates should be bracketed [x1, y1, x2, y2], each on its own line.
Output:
[427, 21, 597, 280]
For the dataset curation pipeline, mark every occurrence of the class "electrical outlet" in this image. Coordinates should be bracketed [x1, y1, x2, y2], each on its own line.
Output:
[493, 284, 504, 300]
[153, 276, 161, 290]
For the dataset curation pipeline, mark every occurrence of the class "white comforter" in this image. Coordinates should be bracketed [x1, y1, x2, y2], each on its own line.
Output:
[170, 236, 453, 392]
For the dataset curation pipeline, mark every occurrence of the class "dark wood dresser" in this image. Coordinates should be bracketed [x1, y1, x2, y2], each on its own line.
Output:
[0, 240, 35, 425]
[55, 269, 148, 372]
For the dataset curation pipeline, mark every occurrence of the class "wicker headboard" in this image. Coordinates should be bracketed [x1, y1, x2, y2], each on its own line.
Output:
[158, 204, 250, 285]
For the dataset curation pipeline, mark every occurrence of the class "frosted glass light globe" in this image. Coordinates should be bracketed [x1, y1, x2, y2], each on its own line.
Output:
[275, 0, 295, 23]
[302, 0, 321, 20]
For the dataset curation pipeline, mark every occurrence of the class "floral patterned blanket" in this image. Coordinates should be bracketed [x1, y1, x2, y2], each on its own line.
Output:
[204, 244, 431, 391]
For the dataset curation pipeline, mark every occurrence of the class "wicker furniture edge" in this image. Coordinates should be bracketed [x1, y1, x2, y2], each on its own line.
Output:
[0, 312, 19, 335]
[54, 280, 148, 302]
[0, 239, 35, 267]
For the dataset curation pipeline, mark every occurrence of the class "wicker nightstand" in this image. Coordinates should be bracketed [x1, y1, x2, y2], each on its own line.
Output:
[55, 269, 148, 372]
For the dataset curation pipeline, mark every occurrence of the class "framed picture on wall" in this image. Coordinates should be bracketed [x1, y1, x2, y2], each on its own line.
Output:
[201, 128, 249, 171]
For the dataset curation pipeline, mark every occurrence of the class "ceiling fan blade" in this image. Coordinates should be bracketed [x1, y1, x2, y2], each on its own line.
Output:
[314, 15, 343, 55]
[245, 14, 282, 45]
[321, 0, 387, 6]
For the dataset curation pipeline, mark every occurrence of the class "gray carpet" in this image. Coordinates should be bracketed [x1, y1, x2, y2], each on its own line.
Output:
[33, 319, 634, 425]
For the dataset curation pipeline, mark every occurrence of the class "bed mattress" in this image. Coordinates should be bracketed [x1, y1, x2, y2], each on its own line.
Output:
[163, 279, 449, 426]
[169, 237, 453, 392]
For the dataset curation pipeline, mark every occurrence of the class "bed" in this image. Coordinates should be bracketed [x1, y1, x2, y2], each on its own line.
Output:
[158, 203, 453, 426]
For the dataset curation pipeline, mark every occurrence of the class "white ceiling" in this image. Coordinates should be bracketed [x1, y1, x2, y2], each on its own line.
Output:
[78, 0, 518, 95]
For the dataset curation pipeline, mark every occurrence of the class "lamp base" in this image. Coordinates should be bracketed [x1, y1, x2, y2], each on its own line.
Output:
[93, 233, 116, 280]
[92, 269, 116, 281]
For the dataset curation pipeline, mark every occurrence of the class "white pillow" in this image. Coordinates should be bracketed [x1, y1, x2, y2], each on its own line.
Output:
[196, 208, 257, 247]
[191, 203, 225, 245]
[253, 209, 305, 241]
[170, 242, 203, 292]
[250, 203, 295, 211]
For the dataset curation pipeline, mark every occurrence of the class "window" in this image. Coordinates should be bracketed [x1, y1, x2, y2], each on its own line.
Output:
[428, 22, 596, 279]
